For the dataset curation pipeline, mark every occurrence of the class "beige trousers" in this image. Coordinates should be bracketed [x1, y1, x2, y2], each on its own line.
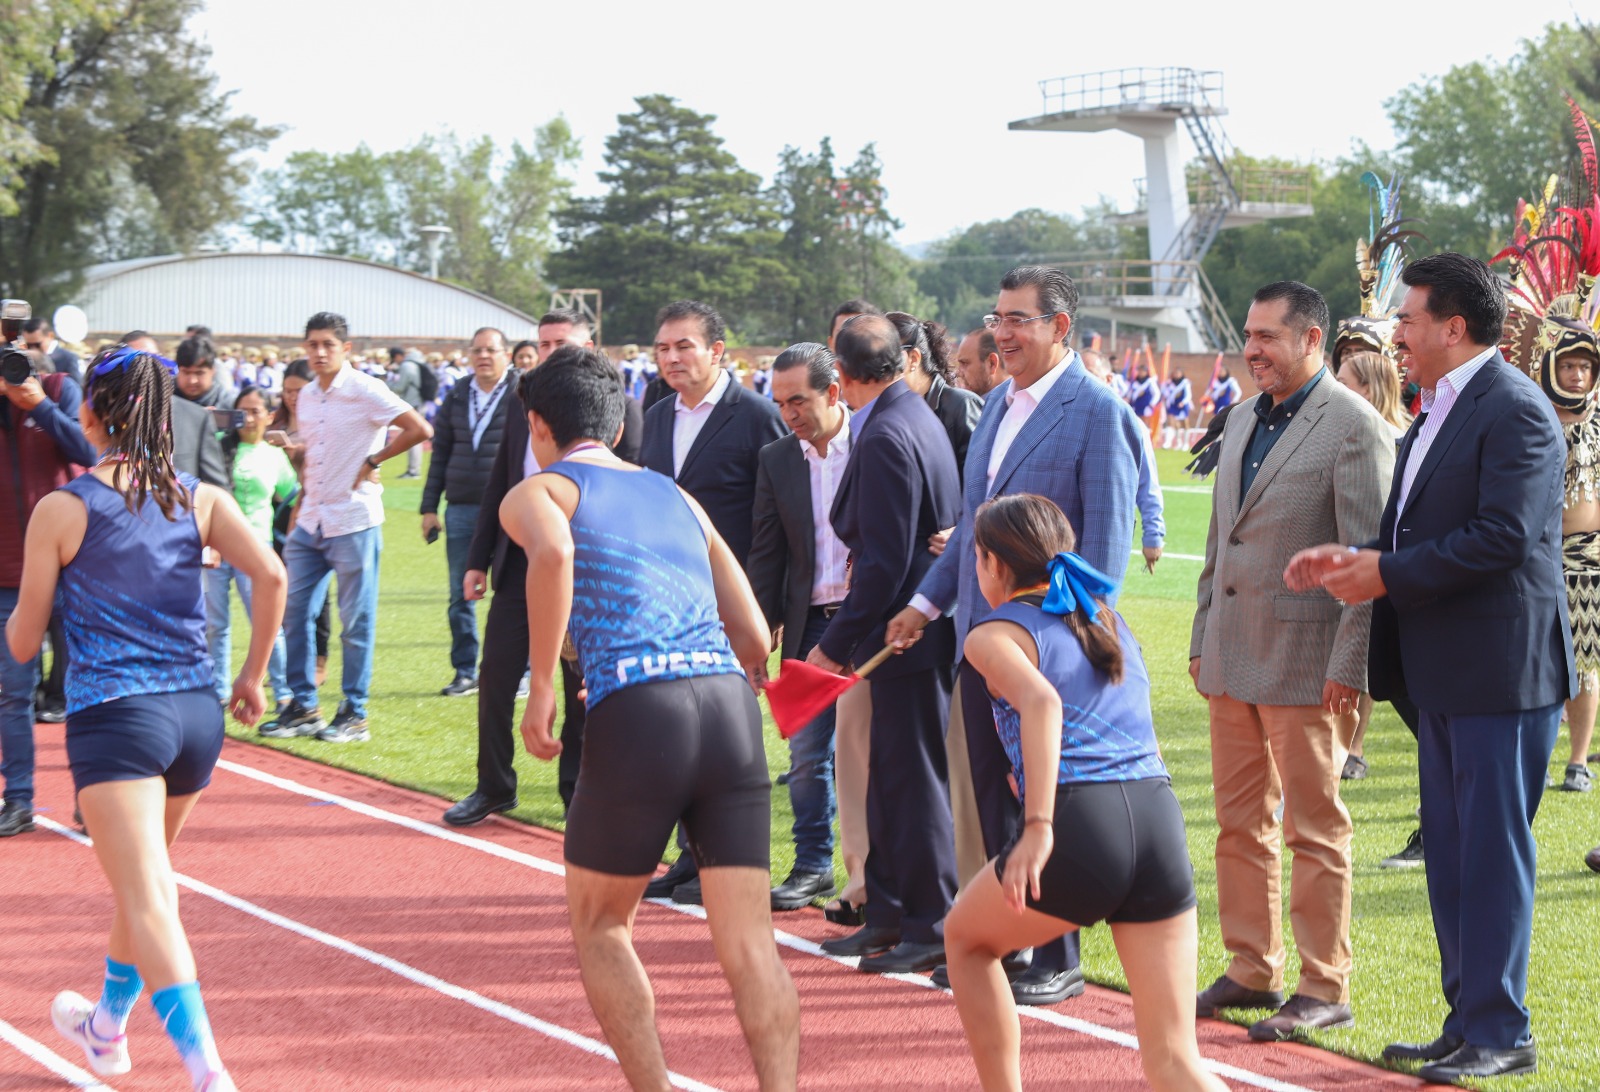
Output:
[946, 675, 988, 885]
[835, 681, 872, 904]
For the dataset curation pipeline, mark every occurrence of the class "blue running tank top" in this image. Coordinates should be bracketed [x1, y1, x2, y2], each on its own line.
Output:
[540, 460, 740, 708]
[976, 598, 1167, 800]
[56, 472, 213, 714]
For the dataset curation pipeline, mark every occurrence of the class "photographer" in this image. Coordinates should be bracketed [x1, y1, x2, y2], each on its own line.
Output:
[0, 348, 97, 836]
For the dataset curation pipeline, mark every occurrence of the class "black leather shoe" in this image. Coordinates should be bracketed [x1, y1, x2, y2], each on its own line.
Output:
[0, 799, 34, 837]
[442, 792, 517, 827]
[771, 870, 836, 911]
[819, 924, 901, 958]
[1382, 1033, 1465, 1063]
[859, 940, 945, 974]
[440, 673, 479, 697]
[1196, 974, 1285, 1018]
[643, 856, 698, 900]
[930, 948, 1036, 990]
[671, 878, 703, 905]
[1247, 994, 1353, 1041]
[1011, 964, 1085, 1006]
[1418, 1042, 1536, 1082]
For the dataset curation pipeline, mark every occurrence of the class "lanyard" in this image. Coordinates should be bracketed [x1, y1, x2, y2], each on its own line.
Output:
[468, 376, 508, 450]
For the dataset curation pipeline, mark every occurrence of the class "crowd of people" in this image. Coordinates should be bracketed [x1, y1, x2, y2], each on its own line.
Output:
[2, 207, 1598, 1089]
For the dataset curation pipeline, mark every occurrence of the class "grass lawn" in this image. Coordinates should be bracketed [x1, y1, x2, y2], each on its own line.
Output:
[223, 447, 1600, 1089]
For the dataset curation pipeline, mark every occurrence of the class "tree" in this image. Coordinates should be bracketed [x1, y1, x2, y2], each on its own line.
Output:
[0, 0, 281, 305]
[548, 95, 787, 343]
[244, 122, 579, 315]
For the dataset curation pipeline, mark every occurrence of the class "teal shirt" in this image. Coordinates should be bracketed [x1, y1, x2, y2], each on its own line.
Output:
[232, 441, 298, 542]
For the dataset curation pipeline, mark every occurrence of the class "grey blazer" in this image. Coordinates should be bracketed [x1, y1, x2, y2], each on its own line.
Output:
[1190, 374, 1394, 705]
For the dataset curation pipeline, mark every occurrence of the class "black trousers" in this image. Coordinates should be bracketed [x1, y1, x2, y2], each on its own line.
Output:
[474, 576, 584, 809]
[960, 658, 1082, 975]
[863, 665, 958, 945]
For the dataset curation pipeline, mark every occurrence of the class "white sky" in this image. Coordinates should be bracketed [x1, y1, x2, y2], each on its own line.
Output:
[192, 0, 1592, 247]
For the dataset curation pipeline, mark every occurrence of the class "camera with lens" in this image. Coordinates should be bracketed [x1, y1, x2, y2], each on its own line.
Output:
[1, 299, 34, 385]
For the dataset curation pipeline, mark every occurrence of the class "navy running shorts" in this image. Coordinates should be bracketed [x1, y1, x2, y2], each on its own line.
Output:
[564, 672, 771, 876]
[66, 689, 225, 797]
[995, 777, 1197, 926]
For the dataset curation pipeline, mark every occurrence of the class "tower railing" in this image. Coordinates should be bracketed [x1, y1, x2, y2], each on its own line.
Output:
[1048, 258, 1243, 353]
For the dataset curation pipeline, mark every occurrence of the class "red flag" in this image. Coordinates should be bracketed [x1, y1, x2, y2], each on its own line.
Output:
[763, 659, 859, 738]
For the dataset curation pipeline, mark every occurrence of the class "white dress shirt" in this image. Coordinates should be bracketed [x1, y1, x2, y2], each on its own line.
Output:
[672, 367, 732, 477]
[986, 353, 1075, 491]
[1395, 345, 1496, 536]
[801, 412, 852, 605]
[295, 365, 412, 537]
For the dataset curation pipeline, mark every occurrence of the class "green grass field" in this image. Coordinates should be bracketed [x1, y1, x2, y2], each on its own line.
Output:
[222, 448, 1600, 1090]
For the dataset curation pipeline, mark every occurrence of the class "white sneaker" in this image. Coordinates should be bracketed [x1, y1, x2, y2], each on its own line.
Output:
[51, 990, 131, 1076]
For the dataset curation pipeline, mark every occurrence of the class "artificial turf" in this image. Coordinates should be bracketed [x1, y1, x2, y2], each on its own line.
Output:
[222, 447, 1600, 1090]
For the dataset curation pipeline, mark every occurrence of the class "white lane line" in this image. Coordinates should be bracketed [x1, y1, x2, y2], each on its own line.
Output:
[35, 818, 722, 1092]
[0, 1016, 116, 1090]
[217, 758, 1318, 1092]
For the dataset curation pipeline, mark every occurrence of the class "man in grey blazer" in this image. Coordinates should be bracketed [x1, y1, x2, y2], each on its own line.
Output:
[1189, 281, 1394, 1039]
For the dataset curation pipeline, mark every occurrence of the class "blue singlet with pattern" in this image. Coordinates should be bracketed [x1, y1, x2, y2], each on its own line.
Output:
[55, 472, 213, 715]
[977, 598, 1167, 800]
[539, 460, 739, 708]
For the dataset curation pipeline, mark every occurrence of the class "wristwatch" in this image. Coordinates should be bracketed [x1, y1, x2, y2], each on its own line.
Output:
[365, 456, 381, 470]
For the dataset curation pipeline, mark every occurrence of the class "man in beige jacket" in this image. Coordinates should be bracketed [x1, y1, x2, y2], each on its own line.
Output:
[1190, 281, 1394, 1040]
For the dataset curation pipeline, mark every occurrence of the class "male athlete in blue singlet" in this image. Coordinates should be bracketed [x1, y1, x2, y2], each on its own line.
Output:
[498, 347, 798, 1091]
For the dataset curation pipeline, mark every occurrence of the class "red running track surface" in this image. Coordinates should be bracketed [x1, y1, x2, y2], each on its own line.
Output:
[0, 730, 1428, 1091]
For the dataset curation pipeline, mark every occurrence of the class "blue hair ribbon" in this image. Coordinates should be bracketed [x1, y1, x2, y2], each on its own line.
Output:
[1041, 552, 1117, 622]
[88, 345, 176, 387]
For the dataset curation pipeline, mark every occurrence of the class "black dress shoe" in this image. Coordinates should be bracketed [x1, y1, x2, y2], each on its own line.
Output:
[440, 673, 479, 697]
[0, 799, 34, 837]
[442, 792, 518, 827]
[1382, 1033, 1465, 1063]
[671, 877, 702, 905]
[1011, 964, 1085, 1006]
[643, 856, 698, 900]
[1419, 1042, 1536, 1082]
[770, 870, 836, 911]
[930, 949, 1036, 990]
[859, 939, 945, 974]
[819, 924, 901, 958]
[1195, 974, 1284, 1018]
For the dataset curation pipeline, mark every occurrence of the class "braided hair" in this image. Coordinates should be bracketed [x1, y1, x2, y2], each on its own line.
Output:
[86, 346, 191, 521]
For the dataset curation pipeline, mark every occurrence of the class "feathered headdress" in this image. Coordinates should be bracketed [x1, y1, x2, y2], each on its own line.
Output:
[1333, 173, 1425, 368]
[1492, 98, 1600, 412]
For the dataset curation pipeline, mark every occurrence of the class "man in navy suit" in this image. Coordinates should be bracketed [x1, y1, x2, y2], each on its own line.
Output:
[811, 314, 962, 974]
[1289, 253, 1573, 1083]
[638, 299, 786, 902]
[888, 265, 1149, 1004]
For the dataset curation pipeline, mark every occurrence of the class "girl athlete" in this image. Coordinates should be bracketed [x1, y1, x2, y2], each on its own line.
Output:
[6, 347, 286, 1091]
[943, 493, 1224, 1092]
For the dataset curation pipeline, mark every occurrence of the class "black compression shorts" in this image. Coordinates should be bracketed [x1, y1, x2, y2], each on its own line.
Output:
[66, 689, 225, 797]
[995, 777, 1197, 926]
[564, 673, 771, 876]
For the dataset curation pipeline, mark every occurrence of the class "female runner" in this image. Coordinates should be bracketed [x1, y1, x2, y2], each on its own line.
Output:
[7, 346, 286, 1091]
[943, 493, 1225, 1092]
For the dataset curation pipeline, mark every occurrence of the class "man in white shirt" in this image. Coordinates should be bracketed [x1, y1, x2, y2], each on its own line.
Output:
[747, 343, 852, 912]
[261, 312, 432, 744]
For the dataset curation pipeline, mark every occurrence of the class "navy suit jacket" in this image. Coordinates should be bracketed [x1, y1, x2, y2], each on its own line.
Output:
[819, 380, 960, 679]
[1367, 353, 1576, 714]
[640, 377, 785, 567]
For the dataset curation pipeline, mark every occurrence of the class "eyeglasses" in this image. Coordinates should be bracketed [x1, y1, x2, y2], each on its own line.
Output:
[981, 312, 1060, 332]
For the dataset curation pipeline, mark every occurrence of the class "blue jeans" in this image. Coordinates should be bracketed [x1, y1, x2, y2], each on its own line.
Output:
[0, 587, 39, 804]
[789, 609, 838, 874]
[205, 561, 288, 707]
[283, 524, 383, 717]
[444, 502, 480, 675]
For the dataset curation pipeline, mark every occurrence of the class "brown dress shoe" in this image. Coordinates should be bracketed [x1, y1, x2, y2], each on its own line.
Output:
[1585, 845, 1600, 874]
[1195, 974, 1284, 1018]
[1247, 994, 1354, 1040]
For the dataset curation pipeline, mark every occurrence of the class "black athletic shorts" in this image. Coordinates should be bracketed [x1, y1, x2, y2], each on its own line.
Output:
[66, 689, 225, 797]
[995, 777, 1197, 926]
[564, 673, 771, 876]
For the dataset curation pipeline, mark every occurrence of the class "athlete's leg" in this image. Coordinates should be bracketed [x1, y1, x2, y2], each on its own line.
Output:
[944, 864, 1074, 1092]
[699, 866, 799, 1091]
[565, 863, 669, 1091]
[104, 789, 204, 969]
[1110, 912, 1228, 1092]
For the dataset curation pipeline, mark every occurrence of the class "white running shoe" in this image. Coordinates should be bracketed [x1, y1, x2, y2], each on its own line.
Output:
[199, 1071, 237, 1091]
[51, 990, 131, 1077]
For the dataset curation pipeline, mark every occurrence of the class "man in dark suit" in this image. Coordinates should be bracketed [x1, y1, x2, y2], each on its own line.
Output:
[748, 343, 852, 912]
[811, 313, 961, 975]
[21, 318, 82, 386]
[637, 299, 786, 900]
[1289, 253, 1573, 1083]
[448, 310, 641, 827]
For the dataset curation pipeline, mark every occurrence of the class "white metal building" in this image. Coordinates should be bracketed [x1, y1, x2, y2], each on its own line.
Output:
[75, 252, 542, 344]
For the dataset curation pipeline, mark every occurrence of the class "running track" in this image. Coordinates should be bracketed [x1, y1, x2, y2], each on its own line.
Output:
[1, 730, 1426, 1091]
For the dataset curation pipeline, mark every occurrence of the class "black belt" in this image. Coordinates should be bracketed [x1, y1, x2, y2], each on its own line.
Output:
[810, 602, 844, 618]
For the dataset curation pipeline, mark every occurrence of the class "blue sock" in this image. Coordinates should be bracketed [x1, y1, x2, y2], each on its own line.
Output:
[150, 982, 224, 1088]
[91, 957, 143, 1040]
